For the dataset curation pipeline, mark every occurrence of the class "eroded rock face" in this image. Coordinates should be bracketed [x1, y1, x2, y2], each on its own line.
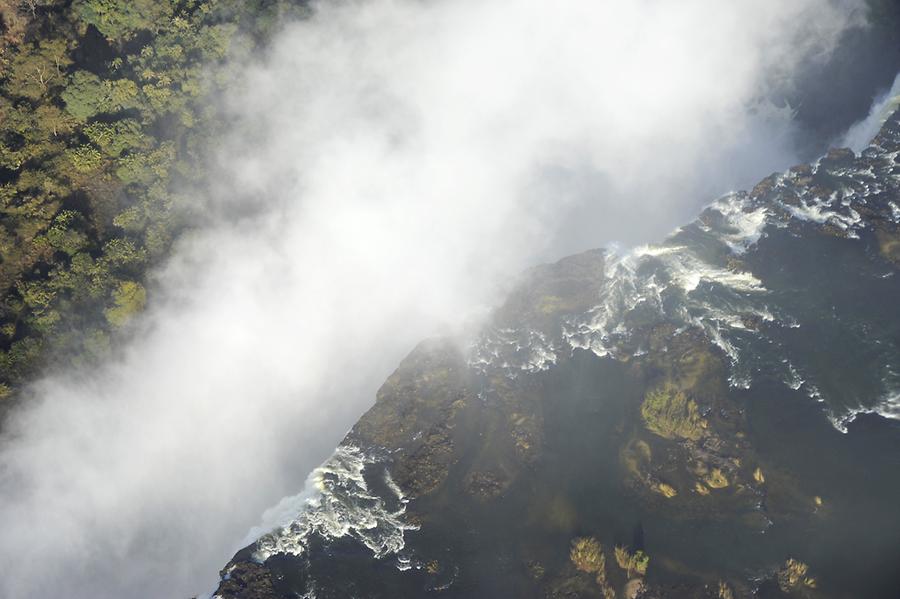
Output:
[348, 338, 470, 497]
[214, 562, 279, 599]
[212, 111, 900, 598]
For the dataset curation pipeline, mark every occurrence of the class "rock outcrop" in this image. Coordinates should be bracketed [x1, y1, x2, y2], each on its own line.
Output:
[213, 110, 900, 598]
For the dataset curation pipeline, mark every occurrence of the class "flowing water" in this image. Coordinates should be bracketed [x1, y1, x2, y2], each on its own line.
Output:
[216, 112, 900, 599]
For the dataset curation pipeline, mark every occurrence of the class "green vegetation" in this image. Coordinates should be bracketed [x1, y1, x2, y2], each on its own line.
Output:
[569, 537, 615, 597]
[614, 546, 649, 577]
[640, 382, 706, 441]
[570, 537, 605, 574]
[753, 466, 765, 485]
[104, 280, 145, 326]
[704, 468, 729, 489]
[717, 581, 734, 599]
[536, 294, 567, 315]
[0, 0, 306, 398]
[654, 481, 677, 498]
[777, 559, 817, 592]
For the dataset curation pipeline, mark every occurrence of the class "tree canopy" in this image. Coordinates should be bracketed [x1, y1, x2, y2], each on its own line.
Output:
[0, 0, 306, 401]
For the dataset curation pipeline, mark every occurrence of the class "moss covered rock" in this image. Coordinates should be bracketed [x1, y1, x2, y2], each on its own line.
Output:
[641, 382, 706, 441]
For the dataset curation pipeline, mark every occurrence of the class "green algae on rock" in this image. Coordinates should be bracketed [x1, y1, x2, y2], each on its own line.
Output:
[777, 558, 818, 593]
[570, 537, 606, 575]
[569, 536, 616, 597]
[614, 546, 650, 577]
[641, 383, 706, 441]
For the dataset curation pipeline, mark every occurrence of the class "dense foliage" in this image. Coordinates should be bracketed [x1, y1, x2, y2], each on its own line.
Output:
[0, 0, 303, 400]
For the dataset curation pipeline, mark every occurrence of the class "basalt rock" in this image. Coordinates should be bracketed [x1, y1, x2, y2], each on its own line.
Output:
[211, 109, 900, 599]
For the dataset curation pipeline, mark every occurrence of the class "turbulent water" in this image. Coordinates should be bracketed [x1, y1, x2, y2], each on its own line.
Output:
[474, 111, 900, 431]
[249, 445, 415, 564]
[213, 110, 900, 599]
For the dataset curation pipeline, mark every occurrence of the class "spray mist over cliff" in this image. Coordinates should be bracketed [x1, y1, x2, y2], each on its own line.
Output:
[0, 1, 881, 597]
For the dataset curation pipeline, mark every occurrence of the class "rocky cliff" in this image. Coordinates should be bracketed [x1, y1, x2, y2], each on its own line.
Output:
[212, 109, 900, 599]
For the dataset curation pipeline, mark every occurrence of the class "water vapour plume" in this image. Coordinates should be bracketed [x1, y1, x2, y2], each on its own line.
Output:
[0, 1, 870, 597]
[840, 71, 900, 150]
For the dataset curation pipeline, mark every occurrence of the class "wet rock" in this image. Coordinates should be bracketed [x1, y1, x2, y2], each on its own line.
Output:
[465, 469, 509, 500]
[214, 562, 279, 599]
[875, 226, 900, 266]
[211, 106, 900, 599]
[347, 338, 468, 497]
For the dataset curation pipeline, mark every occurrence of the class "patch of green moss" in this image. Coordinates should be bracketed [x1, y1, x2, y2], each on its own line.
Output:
[570, 537, 606, 574]
[614, 546, 649, 576]
[704, 468, 729, 489]
[717, 581, 734, 599]
[655, 482, 678, 498]
[425, 560, 440, 574]
[777, 558, 817, 592]
[640, 382, 706, 441]
[536, 295, 567, 314]
[569, 537, 615, 595]
[753, 467, 765, 484]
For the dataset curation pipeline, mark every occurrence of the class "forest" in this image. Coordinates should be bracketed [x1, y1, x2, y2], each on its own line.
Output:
[0, 0, 305, 402]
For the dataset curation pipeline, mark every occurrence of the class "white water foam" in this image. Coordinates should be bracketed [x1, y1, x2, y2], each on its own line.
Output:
[251, 445, 417, 562]
[708, 193, 771, 254]
[471, 128, 900, 431]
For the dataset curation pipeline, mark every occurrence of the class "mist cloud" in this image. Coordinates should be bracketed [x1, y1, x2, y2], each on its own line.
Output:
[0, 1, 869, 597]
[840, 70, 900, 150]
